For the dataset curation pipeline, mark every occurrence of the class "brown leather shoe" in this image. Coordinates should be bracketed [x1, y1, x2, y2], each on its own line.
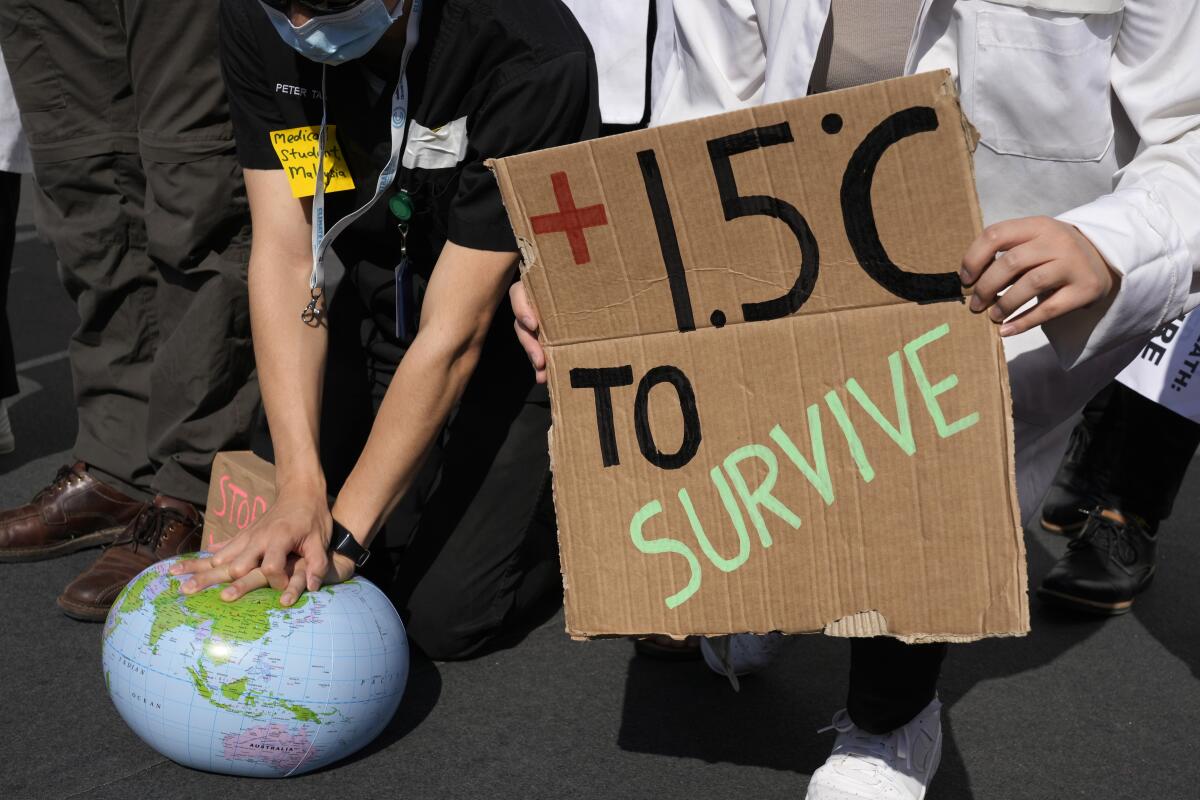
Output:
[57, 495, 203, 622]
[0, 463, 146, 563]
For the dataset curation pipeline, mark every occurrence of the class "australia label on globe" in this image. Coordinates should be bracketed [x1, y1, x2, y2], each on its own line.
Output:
[102, 554, 409, 778]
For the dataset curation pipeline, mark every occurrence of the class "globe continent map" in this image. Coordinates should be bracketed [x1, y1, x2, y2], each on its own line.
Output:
[101, 554, 408, 778]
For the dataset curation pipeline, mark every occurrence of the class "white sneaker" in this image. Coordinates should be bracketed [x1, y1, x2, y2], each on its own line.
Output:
[0, 401, 13, 453]
[805, 697, 942, 800]
[700, 632, 784, 690]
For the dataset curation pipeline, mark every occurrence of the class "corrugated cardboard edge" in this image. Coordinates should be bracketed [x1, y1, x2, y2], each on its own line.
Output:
[940, 69, 1030, 642]
[488, 72, 1030, 644]
[545, 423, 582, 641]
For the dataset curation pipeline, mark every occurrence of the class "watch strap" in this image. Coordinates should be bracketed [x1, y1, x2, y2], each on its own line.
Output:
[329, 518, 371, 569]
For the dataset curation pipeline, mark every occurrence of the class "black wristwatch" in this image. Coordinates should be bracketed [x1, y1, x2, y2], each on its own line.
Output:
[329, 519, 371, 568]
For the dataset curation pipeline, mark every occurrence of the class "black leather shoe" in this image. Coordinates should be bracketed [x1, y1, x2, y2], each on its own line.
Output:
[1040, 486, 1095, 535]
[1037, 509, 1156, 615]
[1040, 425, 1102, 534]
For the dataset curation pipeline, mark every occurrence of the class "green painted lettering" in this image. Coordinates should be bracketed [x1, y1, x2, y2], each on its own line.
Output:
[679, 470, 751, 572]
[723, 445, 801, 548]
[845, 351, 916, 456]
[824, 390, 876, 483]
[630, 500, 702, 609]
[769, 404, 835, 506]
[903, 323, 980, 438]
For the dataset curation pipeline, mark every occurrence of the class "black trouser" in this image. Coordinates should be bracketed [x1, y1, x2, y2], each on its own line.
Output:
[848, 639, 947, 734]
[0, 171, 17, 399]
[0, 0, 257, 506]
[310, 280, 560, 662]
[1066, 381, 1200, 523]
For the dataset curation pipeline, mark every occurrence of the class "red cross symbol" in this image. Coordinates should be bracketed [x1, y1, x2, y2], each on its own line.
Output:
[530, 171, 608, 265]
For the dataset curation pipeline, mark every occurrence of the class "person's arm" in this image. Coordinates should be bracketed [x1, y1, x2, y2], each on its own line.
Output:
[174, 168, 346, 597]
[186, 39, 599, 604]
[239, 168, 339, 590]
[244, 169, 327, 496]
[964, 0, 1200, 362]
[182, 241, 516, 604]
[330, 243, 517, 537]
[174, 1, 347, 597]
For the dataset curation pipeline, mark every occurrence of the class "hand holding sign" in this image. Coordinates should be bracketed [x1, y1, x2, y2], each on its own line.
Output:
[961, 215, 1119, 337]
[510, 282, 547, 384]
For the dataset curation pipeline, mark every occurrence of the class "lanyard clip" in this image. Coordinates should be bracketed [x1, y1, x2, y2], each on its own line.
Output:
[301, 287, 325, 327]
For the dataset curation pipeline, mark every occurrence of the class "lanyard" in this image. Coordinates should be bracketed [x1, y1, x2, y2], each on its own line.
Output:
[303, 0, 424, 324]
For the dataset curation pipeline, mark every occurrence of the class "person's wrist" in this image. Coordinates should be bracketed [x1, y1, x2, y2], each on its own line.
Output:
[275, 470, 327, 501]
[272, 448, 326, 493]
[328, 517, 371, 568]
[328, 495, 377, 545]
[330, 551, 357, 576]
[1071, 223, 1121, 300]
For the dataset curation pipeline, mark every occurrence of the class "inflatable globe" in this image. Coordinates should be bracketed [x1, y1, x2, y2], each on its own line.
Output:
[102, 554, 408, 777]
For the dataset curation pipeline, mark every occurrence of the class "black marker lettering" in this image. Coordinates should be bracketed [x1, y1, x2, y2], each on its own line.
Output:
[841, 106, 962, 303]
[571, 366, 635, 467]
[708, 123, 820, 322]
[634, 366, 702, 470]
[638, 149, 696, 333]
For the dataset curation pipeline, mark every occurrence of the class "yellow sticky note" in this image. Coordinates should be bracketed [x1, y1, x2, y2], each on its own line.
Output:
[269, 125, 356, 198]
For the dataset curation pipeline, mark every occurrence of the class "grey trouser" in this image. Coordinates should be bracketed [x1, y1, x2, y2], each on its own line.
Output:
[0, 0, 258, 505]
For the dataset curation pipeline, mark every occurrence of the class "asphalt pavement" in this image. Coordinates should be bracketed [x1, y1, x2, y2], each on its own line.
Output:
[2, 175, 1198, 800]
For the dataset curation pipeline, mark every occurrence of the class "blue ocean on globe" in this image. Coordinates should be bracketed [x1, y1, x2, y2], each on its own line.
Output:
[101, 553, 408, 778]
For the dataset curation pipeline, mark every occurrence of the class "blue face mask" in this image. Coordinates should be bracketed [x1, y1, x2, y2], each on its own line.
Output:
[259, 0, 403, 65]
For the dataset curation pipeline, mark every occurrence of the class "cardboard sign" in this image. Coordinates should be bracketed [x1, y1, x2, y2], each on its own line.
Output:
[269, 125, 356, 198]
[202, 451, 278, 549]
[491, 72, 1026, 642]
[1117, 311, 1200, 423]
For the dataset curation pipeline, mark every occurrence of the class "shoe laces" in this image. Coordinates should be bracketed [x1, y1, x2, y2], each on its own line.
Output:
[109, 505, 189, 554]
[818, 708, 914, 766]
[33, 465, 82, 503]
[1069, 509, 1140, 567]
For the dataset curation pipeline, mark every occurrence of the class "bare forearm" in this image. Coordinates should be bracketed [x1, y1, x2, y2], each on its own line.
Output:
[249, 246, 329, 492]
[330, 242, 519, 541]
[331, 329, 485, 540]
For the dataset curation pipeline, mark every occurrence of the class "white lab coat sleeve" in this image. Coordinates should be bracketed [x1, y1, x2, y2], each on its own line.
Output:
[753, 0, 830, 105]
[1047, 0, 1200, 368]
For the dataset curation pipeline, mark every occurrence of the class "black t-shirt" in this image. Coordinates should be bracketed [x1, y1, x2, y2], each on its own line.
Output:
[219, 0, 600, 339]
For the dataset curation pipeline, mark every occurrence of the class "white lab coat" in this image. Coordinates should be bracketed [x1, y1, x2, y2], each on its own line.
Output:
[560, 0, 653, 126]
[649, 0, 830, 122]
[647, 0, 1200, 523]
